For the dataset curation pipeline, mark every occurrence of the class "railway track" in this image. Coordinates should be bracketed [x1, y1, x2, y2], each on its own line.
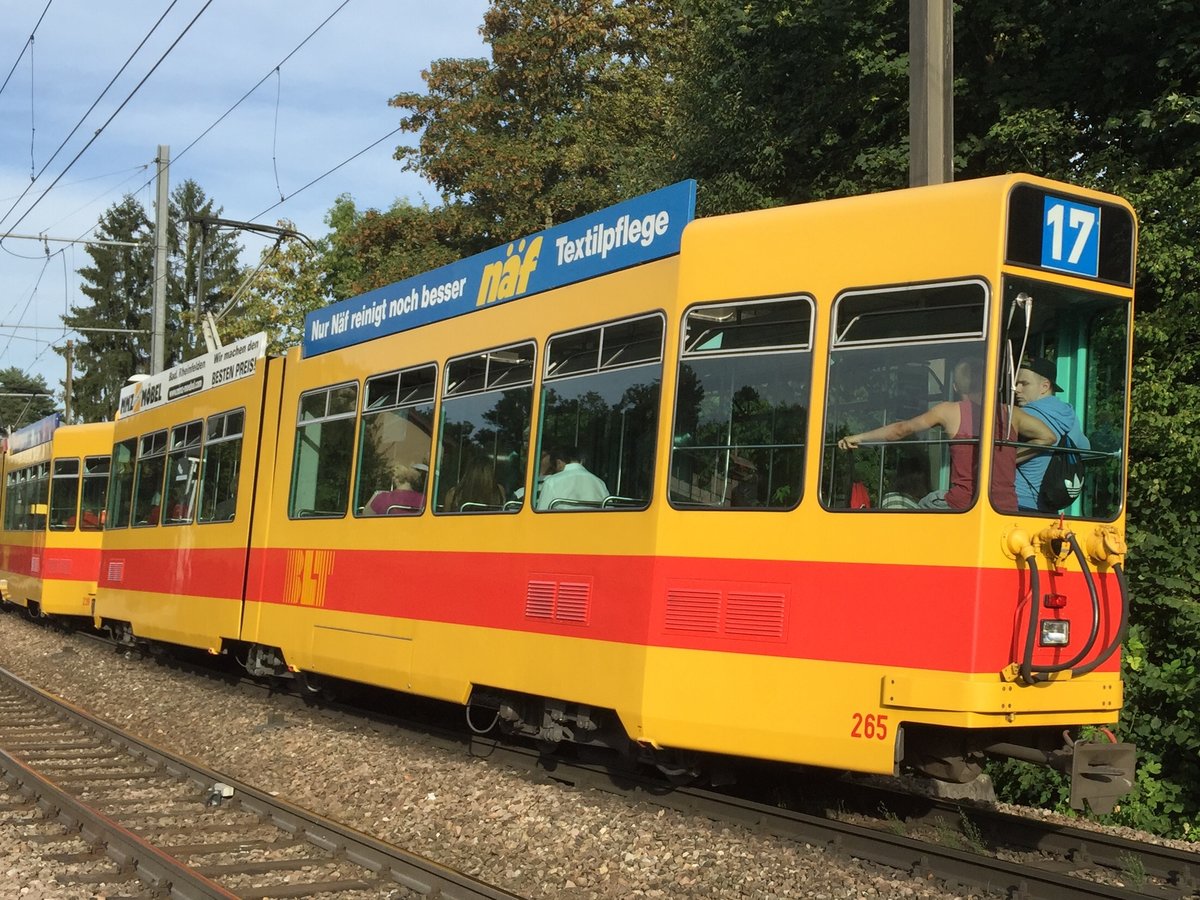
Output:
[13, 615, 1200, 900]
[0, 663, 522, 900]
[520, 749, 1200, 900]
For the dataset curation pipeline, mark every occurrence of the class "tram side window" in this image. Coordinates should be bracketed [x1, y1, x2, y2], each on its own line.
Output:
[80, 456, 110, 530]
[822, 281, 987, 512]
[1, 471, 16, 530]
[435, 342, 534, 514]
[670, 298, 812, 510]
[355, 364, 435, 517]
[30, 463, 49, 530]
[536, 315, 664, 512]
[49, 458, 81, 530]
[289, 384, 358, 518]
[198, 410, 244, 523]
[3, 466, 45, 530]
[164, 420, 203, 525]
[107, 438, 137, 529]
[132, 430, 168, 526]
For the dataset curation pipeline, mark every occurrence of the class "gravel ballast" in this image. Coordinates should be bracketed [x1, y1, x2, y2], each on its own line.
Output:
[0, 612, 1159, 899]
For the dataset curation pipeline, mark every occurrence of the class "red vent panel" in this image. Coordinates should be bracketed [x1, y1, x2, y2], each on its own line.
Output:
[665, 589, 721, 633]
[525, 577, 592, 625]
[725, 592, 785, 639]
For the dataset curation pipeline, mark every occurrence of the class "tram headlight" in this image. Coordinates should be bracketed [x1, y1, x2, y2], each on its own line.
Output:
[1040, 620, 1070, 647]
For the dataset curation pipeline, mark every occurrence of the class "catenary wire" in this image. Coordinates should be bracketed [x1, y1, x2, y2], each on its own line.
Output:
[126, 0, 353, 198]
[250, 125, 403, 223]
[0, 1, 182, 237]
[0, 0, 52, 101]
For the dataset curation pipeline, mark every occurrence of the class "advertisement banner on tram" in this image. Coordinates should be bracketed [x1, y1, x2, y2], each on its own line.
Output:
[117, 332, 267, 419]
[302, 180, 698, 358]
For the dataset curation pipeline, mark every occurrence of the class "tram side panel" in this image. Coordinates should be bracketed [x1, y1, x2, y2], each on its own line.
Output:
[633, 174, 1131, 780]
[0, 434, 53, 609]
[242, 263, 678, 731]
[38, 422, 114, 617]
[94, 358, 281, 651]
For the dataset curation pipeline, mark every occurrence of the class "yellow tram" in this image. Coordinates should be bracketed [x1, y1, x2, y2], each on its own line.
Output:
[86, 175, 1136, 810]
[1, 416, 113, 617]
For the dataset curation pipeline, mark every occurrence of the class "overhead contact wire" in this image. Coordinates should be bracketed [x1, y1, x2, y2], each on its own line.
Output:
[0, 0, 52, 101]
[0, 0, 182, 237]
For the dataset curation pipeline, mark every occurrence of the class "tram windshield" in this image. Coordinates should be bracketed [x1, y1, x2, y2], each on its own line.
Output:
[994, 276, 1129, 520]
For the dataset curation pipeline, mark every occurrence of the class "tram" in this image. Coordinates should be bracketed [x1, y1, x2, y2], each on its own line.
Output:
[93, 333, 279, 649]
[76, 173, 1136, 811]
[0, 415, 113, 617]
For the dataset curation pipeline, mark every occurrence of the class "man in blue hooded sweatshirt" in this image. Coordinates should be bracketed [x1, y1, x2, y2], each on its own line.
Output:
[1014, 357, 1090, 511]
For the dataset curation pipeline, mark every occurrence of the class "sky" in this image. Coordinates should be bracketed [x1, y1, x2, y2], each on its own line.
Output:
[0, 0, 490, 396]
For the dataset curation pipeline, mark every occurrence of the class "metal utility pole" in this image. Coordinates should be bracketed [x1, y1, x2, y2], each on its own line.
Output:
[64, 340, 73, 424]
[909, 0, 953, 186]
[151, 145, 170, 374]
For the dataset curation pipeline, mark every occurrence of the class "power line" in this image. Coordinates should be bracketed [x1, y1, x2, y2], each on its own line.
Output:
[0, 1, 182, 236]
[0, 0, 52, 101]
[251, 125, 403, 222]
[0, 1, 211, 243]
[128, 0, 354, 197]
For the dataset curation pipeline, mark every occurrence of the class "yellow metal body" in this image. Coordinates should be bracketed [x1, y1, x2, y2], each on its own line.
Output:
[237, 174, 1134, 776]
[93, 359, 284, 651]
[0, 422, 115, 615]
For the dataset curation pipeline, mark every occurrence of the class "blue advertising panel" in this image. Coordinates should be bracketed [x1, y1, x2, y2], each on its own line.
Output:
[303, 180, 697, 357]
[8, 413, 62, 453]
[1040, 195, 1100, 278]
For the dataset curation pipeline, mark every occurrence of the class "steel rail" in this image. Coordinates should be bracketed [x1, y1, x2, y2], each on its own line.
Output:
[0, 663, 523, 900]
[1, 747, 235, 898]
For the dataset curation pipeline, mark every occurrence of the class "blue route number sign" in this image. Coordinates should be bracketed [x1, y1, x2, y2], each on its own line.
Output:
[1041, 196, 1100, 277]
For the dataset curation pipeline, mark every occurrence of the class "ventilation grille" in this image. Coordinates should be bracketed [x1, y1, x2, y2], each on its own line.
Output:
[665, 586, 786, 641]
[525, 577, 591, 625]
[726, 592, 785, 637]
[665, 589, 721, 633]
[106, 560, 124, 583]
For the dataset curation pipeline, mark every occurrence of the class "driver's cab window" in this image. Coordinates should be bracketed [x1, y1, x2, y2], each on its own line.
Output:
[996, 277, 1129, 520]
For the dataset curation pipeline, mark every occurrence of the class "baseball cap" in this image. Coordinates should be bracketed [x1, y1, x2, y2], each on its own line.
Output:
[1022, 358, 1063, 392]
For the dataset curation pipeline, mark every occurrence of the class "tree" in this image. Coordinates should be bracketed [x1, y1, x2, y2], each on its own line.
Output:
[170, 180, 245, 358]
[669, 0, 908, 214]
[59, 195, 154, 423]
[0, 368, 57, 433]
[390, 0, 684, 245]
[56, 181, 244, 422]
[321, 196, 471, 299]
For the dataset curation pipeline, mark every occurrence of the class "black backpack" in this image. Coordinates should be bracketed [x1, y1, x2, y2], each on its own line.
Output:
[1038, 431, 1086, 511]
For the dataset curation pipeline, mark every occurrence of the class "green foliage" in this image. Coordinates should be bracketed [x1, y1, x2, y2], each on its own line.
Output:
[0, 367, 57, 432]
[57, 181, 244, 422]
[59, 195, 154, 423]
[669, 0, 909, 213]
[390, 0, 684, 242]
[321, 196, 470, 299]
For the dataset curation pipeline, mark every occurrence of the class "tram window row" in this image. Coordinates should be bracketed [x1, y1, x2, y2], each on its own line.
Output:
[3, 456, 110, 532]
[107, 409, 245, 529]
[31, 277, 1123, 531]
